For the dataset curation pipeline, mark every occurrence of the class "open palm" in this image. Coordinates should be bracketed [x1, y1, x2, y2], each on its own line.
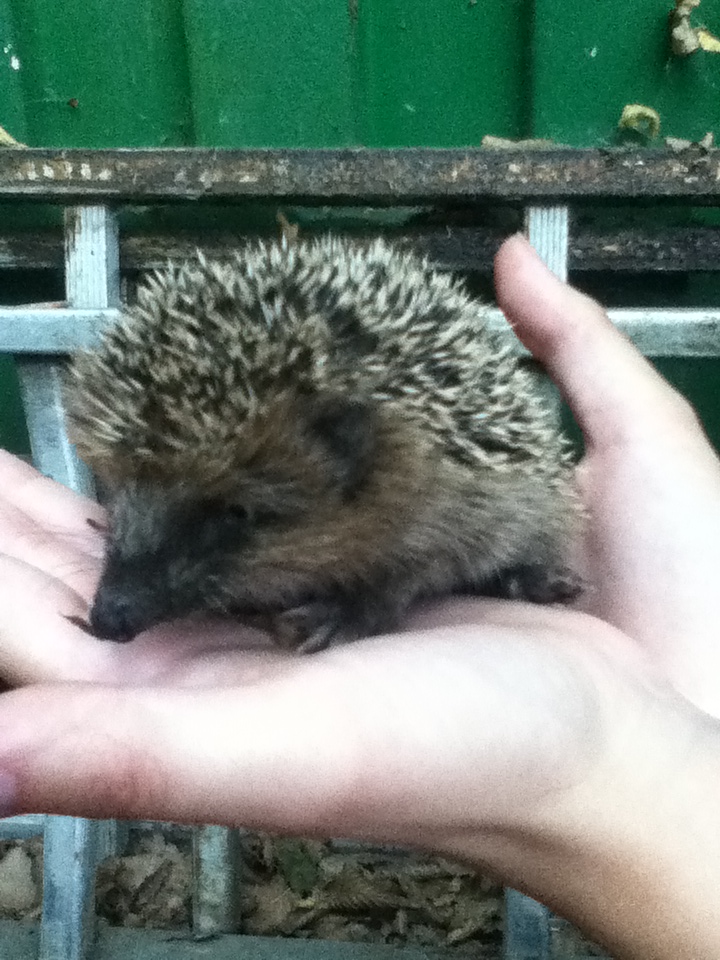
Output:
[0, 234, 716, 876]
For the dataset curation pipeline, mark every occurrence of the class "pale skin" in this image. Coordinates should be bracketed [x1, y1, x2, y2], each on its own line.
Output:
[0, 234, 719, 959]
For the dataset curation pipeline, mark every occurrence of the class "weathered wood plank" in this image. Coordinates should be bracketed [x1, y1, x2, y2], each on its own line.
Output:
[0, 149, 719, 202]
[2, 226, 720, 273]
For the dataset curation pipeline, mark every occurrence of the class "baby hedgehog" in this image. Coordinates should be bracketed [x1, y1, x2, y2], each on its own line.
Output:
[65, 235, 582, 652]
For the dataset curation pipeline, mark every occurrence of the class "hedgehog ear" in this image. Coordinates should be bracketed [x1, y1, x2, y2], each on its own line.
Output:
[307, 394, 376, 496]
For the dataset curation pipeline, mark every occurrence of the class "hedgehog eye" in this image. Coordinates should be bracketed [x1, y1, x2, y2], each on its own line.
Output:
[252, 506, 284, 527]
[197, 499, 249, 529]
[225, 504, 250, 522]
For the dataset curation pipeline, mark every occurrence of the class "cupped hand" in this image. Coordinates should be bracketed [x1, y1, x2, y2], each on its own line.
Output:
[495, 237, 720, 716]
[0, 452, 652, 833]
[0, 235, 716, 926]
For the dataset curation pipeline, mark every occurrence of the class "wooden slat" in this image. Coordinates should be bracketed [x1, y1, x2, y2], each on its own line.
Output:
[3, 226, 720, 274]
[1, 148, 720, 202]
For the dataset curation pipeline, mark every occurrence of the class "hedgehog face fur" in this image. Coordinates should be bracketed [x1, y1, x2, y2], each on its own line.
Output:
[66, 236, 582, 651]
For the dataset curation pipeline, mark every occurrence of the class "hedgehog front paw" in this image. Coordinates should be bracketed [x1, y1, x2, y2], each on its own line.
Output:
[269, 597, 397, 654]
[492, 563, 583, 605]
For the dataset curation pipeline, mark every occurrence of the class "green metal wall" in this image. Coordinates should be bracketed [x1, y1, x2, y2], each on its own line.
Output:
[4, 0, 720, 148]
[2, 0, 720, 455]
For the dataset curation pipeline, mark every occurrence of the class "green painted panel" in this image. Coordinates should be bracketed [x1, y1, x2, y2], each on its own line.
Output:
[356, 0, 530, 146]
[4, 1, 720, 151]
[657, 358, 720, 452]
[10, 0, 192, 147]
[562, 357, 720, 456]
[0, 357, 28, 453]
[532, 0, 720, 145]
[181, 0, 357, 147]
[0, 0, 27, 144]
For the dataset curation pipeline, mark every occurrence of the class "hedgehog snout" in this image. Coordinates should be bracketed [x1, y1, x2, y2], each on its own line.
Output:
[89, 552, 173, 642]
[89, 581, 162, 643]
[90, 590, 142, 642]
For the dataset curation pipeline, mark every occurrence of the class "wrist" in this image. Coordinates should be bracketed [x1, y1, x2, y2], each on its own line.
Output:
[441, 677, 720, 960]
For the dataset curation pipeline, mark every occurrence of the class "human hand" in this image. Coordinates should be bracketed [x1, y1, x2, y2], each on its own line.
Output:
[0, 235, 719, 960]
[496, 236, 720, 716]
[0, 451, 655, 835]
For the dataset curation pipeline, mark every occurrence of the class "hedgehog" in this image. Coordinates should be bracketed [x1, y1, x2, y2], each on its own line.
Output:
[65, 235, 582, 652]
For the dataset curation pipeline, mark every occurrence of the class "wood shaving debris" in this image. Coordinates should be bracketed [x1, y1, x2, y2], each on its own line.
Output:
[618, 104, 661, 139]
[0, 125, 26, 148]
[670, 0, 720, 55]
[697, 27, 720, 51]
[277, 211, 300, 246]
[481, 135, 568, 150]
[666, 131, 715, 151]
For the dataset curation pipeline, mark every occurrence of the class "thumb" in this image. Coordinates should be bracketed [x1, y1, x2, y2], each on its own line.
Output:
[0, 682, 360, 834]
[494, 234, 699, 452]
[0, 627, 605, 840]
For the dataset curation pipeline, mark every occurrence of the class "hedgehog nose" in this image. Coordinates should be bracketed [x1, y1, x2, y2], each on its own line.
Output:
[89, 590, 149, 643]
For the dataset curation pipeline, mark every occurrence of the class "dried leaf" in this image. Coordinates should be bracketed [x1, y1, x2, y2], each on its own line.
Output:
[96, 835, 191, 928]
[244, 876, 307, 935]
[0, 847, 40, 917]
[272, 839, 321, 897]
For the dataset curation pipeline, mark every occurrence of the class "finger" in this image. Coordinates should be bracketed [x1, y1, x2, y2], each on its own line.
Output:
[494, 234, 704, 452]
[0, 682, 361, 830]
[0, 629, 608, 836]
[0, 555, 114, 685]
[0, 554, 287, 689]
[0, 449, 105, 534]
[0, 500, 102, 600]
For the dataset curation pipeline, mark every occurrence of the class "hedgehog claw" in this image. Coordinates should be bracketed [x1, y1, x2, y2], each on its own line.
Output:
[489, 563, 583, 605]
[269, 598, 393, 654]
